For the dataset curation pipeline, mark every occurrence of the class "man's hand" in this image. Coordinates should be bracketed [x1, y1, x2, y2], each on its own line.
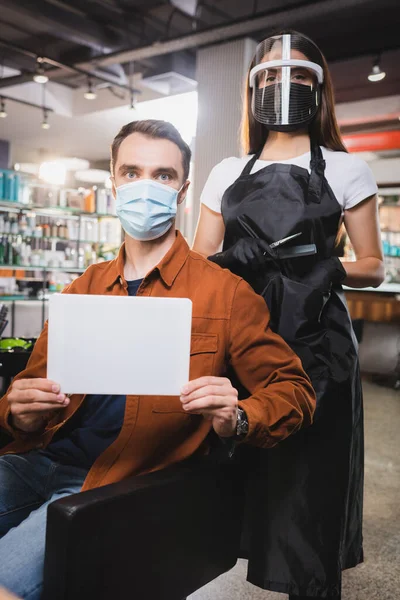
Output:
[180, 377, 238, 437]
[8, 378, 69, 433]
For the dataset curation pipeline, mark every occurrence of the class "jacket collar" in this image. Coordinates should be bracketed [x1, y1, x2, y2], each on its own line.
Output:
[104, 231, 190, 289]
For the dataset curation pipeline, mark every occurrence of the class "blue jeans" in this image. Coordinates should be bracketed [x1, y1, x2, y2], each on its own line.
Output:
[0, 450, 88, 600]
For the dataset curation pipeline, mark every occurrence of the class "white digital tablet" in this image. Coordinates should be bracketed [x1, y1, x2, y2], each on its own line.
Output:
[47, 294, 192, 395]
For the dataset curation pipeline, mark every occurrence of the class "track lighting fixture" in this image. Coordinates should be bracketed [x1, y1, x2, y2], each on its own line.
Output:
[41, 108, 50, 129]
[0, 97, 7, 118]
[33, 58, 49, 84]
[84, 78, 97, 100]
[368, 56, 386, 82]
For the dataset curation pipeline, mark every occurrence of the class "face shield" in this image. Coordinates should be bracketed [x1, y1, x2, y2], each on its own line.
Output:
[249, 34, 324, 131]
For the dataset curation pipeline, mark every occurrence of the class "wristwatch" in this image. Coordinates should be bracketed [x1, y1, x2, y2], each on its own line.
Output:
[236, 407, 249, 439]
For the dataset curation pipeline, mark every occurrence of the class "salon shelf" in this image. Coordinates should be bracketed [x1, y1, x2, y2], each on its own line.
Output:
[0, 234, 101, 244]
[0, 295, 50, 302]
[0, 201, 117, 220]
[0, 265, 85, 273]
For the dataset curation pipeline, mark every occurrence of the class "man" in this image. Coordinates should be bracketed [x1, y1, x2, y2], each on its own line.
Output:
[0, 119, 315, 599]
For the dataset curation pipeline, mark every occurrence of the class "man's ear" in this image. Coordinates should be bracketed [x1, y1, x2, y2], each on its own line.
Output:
[110, 176, 116, 199]
[178, 180, 190, 205]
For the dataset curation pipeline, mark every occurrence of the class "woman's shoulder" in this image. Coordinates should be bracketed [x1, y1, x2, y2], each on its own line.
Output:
[211, 155, 253, 174]
[203, 155, 252, 191]
[321, 147, 378, 209]
[200, 156, 252, 212]
[321, 147, 371, 171]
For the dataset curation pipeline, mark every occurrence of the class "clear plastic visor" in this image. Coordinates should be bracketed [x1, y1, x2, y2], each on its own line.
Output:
[249, 34, 323, 127]
[249, 33, 324, 88]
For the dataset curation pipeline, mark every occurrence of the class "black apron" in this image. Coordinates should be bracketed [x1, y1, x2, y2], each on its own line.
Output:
[221, 145, 364, 597]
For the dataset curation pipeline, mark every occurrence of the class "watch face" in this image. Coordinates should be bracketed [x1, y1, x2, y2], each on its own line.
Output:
[237, 409, 249, 436]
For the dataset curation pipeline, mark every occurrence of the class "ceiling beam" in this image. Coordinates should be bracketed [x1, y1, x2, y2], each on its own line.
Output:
[0, 94, 54, 113]
[0, 0, 123, 52]
[75, 0, 399, 68]
[58, 0, 185, 47]
[0, 39, 139, 92]
[49, 0, 145, 42]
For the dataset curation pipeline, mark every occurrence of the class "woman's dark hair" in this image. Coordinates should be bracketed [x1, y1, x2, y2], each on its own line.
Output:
[241, 30, 347, 154]
[111, 119, 191, 181]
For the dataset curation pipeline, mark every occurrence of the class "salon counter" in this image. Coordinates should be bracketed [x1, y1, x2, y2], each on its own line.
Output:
[344, 283, 400, 323]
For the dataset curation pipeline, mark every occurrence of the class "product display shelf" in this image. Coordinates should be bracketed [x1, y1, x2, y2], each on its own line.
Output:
[0, 199, 121, 333]
[0, 200, 118, 220]
[0, 200, 121, 271]
[0, 264, 86, 334]
[0, 265, 85, 273]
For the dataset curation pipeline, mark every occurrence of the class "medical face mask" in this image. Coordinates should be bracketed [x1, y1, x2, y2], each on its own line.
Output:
[116, 179, 181, 241]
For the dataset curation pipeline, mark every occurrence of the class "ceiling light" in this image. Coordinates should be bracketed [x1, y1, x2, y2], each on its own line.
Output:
[84, 90, 97, 100]
[75, 169, 110, 184]
[33, 58, 49, 84]
[39, 161, 66, 186]
[34, 72, 49, 84]
[368, 57, 386, 82]
[368, 65, 386, 82]
[53, 157, 90, 171]
[0, 97, 7, 118]
[41, 109, 50, 129]
[84, 78, 97, 100]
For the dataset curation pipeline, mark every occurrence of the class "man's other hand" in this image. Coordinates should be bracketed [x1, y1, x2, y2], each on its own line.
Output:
[180, 376, 238, 437]
[8, 378, 69, 433]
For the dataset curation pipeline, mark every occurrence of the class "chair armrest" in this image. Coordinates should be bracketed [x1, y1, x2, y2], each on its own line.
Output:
[42, 459, 243, 600]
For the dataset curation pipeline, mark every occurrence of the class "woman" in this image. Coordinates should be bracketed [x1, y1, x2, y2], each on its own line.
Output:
[193, 31, 384, 600]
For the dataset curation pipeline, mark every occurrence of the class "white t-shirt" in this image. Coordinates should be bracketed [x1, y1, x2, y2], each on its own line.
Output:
[200, 147, 378, 214]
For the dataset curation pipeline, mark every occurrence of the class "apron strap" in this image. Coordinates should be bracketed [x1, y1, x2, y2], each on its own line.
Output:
[241, 151, 262, 176]
[242, 145, 325, 204]
[307, 144, 326, 204]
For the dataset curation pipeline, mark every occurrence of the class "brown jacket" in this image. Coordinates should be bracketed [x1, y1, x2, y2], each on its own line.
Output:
[0, 232, 315, 491]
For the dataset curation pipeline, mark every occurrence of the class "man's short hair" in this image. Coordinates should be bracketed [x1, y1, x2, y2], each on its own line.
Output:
[111, 119, 191, 181]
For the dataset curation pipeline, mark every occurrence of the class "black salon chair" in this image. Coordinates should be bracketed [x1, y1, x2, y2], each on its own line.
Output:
[42, 458, 242, 600]
[0, 347, 243, 600]
[0, 423, 243, 600]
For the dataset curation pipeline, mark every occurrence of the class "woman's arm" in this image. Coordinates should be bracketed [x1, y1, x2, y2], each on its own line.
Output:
[192, 204, 226, 257]
[342, 194, 385, 288]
